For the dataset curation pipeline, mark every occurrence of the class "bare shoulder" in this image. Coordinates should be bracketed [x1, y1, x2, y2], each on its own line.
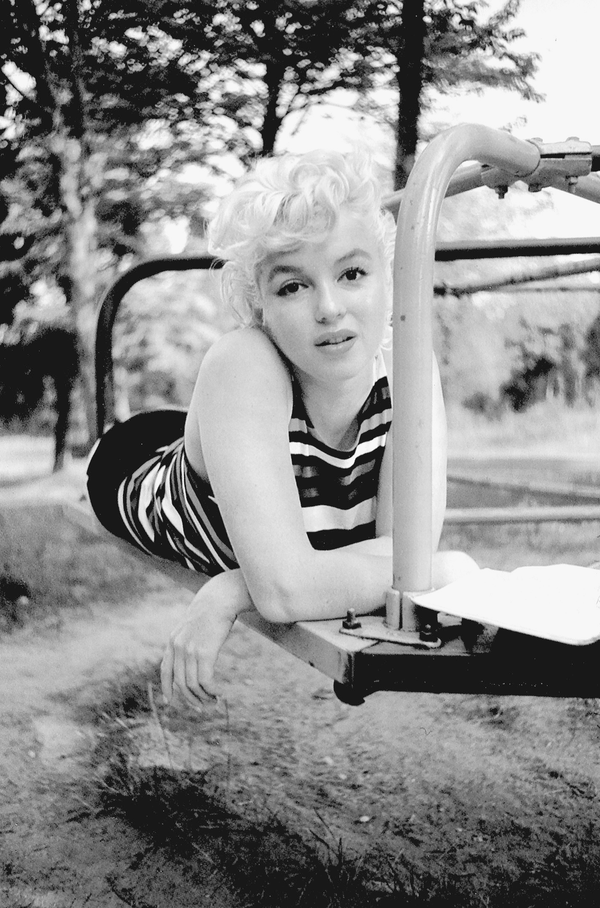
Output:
[185, 328, 292, 477]
[199, 327, 289, 390]
[190, 327, 293, 425]
[205, 326, 282, 361]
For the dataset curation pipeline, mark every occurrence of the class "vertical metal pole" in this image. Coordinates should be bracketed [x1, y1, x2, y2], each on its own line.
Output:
[389, 124, 540, 629]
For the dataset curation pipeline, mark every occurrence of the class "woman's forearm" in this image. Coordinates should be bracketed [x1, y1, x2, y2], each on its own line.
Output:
[196, 540, 392, 627]
[162, 568, 256, 705]
[256, 546, 392, 624]
[188, 568, 256, 622]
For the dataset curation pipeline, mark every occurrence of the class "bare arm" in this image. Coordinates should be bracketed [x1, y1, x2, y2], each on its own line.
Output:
[186, 328, 393, 624]
[160, 531, 394, 706]
[161, 569, 252, 706]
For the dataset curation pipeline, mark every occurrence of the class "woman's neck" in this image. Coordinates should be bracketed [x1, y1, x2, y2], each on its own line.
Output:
[295, 361, 376, 451]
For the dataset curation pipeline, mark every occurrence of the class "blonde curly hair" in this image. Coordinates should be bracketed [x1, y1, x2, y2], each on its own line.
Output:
[207, 148, 395, 327]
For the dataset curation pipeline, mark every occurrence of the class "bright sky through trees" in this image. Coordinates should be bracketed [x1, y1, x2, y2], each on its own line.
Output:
[438, 0, 598, 142]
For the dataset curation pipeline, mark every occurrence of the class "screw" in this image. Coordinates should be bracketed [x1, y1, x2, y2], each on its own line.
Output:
[566, 175, 578, 193]
[419, 623, 439, 643]
[342, 608, 362, 630]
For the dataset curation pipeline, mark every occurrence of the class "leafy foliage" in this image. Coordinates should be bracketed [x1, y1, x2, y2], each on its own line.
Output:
[0, 0, 542, 438]
[0, 0, 541, 311]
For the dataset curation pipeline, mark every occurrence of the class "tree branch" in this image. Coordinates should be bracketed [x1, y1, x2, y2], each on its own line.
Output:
[18, 0, 56, 126]
[62, 0, 88, 139]
[1, 67, 36, 105]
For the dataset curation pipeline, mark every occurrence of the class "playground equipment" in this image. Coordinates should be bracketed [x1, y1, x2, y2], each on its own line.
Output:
[69, 123, 600, 703]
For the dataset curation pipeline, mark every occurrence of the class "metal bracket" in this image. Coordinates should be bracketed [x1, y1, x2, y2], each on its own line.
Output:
[480, 137, 593, 197]
[339, 615, 442, 649]
[480, 166, 521, 198]
[525, 137, 592, 192]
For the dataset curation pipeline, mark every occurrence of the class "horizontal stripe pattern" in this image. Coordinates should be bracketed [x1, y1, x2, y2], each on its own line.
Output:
[290, 354, 391, 549]
[115, 352, 391, 575]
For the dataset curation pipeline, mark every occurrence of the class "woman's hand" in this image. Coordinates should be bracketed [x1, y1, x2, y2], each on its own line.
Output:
[160, 570, 254, 709]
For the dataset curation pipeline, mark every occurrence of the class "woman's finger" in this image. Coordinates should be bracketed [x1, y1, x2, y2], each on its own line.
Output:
[184, 647, 217, 703]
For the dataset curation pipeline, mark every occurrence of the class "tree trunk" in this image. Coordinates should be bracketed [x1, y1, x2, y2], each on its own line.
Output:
[261, 59, 286, 155]
[394, 0, 427, 189]
[53, 131, 101, 448]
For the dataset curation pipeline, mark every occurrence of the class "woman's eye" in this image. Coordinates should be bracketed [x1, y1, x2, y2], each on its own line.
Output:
[342, 267, 367, 283]
[277, 280, 303, 297]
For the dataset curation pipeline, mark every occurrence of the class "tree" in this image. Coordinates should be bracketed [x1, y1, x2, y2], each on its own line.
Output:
[1, 0, 540, 449]
[2, 0, 372, 444]
[137, 0, 539, 184]
[0, 0, 215, 441]
[124, 0, 383, 164]
[355, 0, 541, 186]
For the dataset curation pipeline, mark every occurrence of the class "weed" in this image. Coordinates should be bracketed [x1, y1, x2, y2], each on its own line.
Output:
[88, 665, 476, 908]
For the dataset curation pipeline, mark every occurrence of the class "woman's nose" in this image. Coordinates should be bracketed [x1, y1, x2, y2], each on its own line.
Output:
[314, 283, 344, 322]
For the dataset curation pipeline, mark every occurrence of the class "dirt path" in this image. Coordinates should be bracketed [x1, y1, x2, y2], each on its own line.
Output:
[0, 436, 239, 905]
[5, 582, 595, 906]
[0, 587, 246, 907]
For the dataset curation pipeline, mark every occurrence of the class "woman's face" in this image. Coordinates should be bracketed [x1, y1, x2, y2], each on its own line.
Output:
[257, 208, 390, 390]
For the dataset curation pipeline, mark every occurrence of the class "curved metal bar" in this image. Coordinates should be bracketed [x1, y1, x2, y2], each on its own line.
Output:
[385, 144, 600, 215]
[384, 161, 493, 214]
[94, 255, 219, 436]
[391, 124, 540, 630]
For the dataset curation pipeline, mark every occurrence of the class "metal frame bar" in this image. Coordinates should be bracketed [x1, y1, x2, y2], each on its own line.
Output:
[95, 256, 218, 436]
[445, 505, 600, 525]
[436, 236, 600, 260]
[437, 256, 600, 297]
[390, 125, 541, 630]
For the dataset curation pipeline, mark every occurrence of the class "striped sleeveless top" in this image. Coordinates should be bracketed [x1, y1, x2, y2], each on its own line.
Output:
[116, 353, 392, 576]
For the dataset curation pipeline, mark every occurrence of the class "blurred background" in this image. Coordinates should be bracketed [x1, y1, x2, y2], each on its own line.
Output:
[0, 0, 599, 467]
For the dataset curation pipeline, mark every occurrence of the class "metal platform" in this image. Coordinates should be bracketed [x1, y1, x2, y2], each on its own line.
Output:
[64, 499, 600, 703]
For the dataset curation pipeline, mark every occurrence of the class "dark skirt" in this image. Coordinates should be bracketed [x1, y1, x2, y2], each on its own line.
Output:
[86, 409, 186, 542]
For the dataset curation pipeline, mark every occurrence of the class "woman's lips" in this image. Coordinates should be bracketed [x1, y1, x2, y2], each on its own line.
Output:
[315, 329, 356, 348]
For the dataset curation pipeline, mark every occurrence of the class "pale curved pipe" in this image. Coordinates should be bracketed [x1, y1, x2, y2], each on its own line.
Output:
[391, 124, 540, 629]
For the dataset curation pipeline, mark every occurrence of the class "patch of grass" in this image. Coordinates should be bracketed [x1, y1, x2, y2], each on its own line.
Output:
[97, 759, 467, 908]
[87, 667, 472, 908]
[0, 504, 168, 630]
[101, 762, 375, 907]
[87, 667, 600, 908]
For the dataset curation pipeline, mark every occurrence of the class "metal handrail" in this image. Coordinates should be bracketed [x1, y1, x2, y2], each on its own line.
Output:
[95, 256, 218, 436]
[389, 124, 541, 630]
[388, 125, 600, 630]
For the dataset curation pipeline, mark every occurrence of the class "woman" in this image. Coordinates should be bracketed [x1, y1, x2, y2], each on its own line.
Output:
[87, 148, 474, 709]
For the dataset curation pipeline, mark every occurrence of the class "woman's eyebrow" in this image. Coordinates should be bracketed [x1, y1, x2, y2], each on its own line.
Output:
[337, 248, 373, 264]
[263, 248, 373, 283]
[265, 263, 303, 282]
